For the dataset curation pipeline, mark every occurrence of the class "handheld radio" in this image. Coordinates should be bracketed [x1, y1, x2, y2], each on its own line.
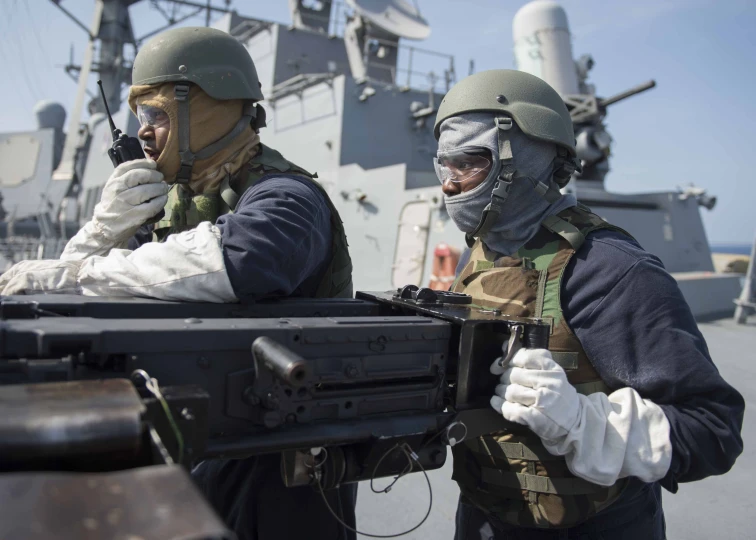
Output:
[98, 80, 146, 166]
[97, 80, 165, 225]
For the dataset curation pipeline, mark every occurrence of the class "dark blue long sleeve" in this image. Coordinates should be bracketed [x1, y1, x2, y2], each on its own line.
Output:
[561, 229, 745, 491]
[454, 229, 744, 490]
[215, 174, 332, 302]
[127, 175, 333, 302]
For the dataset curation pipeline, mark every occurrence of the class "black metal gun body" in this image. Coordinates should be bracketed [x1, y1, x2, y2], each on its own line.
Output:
[0, 287, 548, 534]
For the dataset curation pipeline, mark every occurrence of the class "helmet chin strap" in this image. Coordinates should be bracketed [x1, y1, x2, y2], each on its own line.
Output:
[463, 116, 565, 247]
[173, 83, 260, 186]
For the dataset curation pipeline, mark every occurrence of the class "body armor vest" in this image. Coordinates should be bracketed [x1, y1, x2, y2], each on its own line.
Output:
[450, 205, 633, 529]
[152, 144, 353, 298]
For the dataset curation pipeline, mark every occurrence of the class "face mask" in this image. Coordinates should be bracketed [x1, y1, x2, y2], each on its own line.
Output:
[437, 113, 577, 256]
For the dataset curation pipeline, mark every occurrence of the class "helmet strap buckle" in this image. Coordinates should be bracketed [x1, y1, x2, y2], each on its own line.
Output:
[174, 84, 191, 102]
[464, 167, 515, 247]
[495, 116, 513, 131]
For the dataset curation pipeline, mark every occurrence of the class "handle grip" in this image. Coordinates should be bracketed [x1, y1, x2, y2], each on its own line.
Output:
[524, 323, 549, 349]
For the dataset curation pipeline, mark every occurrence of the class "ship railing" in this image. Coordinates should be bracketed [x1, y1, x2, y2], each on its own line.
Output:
[370, 39, 456, 94]
[0, 237, 67, 274]
[734, 234, 756, 324]
[267, 73, 338, 104]
[328, 1, 455, 94]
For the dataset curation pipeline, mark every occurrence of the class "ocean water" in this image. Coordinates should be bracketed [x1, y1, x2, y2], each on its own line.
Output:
[710, 244, 753, 255]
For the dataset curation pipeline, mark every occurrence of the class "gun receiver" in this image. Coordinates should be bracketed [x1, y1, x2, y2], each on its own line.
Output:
[0, 286, 550, 536]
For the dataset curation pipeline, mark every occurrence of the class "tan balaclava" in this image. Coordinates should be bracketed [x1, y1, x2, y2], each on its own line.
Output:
[128, 83, 261, 194]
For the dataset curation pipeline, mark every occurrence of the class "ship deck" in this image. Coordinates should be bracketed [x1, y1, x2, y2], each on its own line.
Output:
[356, 317, 756, 539]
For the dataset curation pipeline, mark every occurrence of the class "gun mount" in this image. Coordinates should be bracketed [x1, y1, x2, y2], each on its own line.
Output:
[601, 80, 657, 108]
[564, 79, 657, 125]
[0, 286, 549, 538]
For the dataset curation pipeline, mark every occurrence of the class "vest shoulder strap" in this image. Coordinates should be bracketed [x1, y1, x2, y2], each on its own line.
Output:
[541, 204, 636, 251]
[216, 144, 353, 299]
[220, 144, 318, 211]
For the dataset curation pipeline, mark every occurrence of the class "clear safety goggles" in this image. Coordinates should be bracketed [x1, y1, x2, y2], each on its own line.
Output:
[434, 147, 492, 186]
[136, 104, 170, 129]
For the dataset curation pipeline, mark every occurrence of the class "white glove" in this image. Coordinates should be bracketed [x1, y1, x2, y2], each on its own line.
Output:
[61, 159, 168, 261]
[0, 259, 83, 295]
[490, 348, 672, 486]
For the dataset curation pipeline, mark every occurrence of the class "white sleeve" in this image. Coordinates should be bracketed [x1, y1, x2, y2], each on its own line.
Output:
[77, 222, 238, 303]
[543, 387, 673, 486]
[60, 220, 130, 261]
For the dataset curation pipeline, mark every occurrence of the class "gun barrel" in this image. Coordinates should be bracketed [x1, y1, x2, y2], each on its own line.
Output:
[601, 80, 656, 107]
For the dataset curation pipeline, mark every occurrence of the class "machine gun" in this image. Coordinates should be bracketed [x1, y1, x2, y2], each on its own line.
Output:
[0, 286, 549, 539]
[563, 79, 657, 125]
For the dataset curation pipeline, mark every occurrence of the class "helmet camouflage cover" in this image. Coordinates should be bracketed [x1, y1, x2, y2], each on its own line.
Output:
[132, 26, 264, 102]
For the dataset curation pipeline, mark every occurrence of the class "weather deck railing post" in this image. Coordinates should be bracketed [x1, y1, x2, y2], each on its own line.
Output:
[734, 234, 756, 324]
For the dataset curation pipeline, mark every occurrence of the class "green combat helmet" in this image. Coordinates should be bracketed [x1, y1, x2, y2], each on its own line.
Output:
[434, 69, 580, 246]
[131, 27, 266, 183]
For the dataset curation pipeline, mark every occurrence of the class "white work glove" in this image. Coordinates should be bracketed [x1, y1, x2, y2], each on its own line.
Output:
[490, 348, 673, 486]
[61, 159, 168, 261]
[0, 259, 83, 295]
[1, 223, 237, 303]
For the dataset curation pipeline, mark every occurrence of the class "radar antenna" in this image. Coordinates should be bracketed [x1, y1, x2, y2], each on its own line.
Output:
[344, 0, 430, 84]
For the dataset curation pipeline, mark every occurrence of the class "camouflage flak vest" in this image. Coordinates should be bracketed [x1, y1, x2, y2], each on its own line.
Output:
[450, 204, 633, 529]
[152, 144, 353, 299]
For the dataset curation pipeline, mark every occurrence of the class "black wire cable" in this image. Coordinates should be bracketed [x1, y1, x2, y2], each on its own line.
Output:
[369, 443, 413, 495]
[316, 443, 433, 539]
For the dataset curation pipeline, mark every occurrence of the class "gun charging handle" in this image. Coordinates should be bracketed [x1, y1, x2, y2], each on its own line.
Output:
[97, 80, 164, 226]
[252, 337, 312, 388]
[498, 320, 550, 369]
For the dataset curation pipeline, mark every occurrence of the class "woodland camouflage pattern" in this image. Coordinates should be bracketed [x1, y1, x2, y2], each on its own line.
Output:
[451, 205, 634, 528]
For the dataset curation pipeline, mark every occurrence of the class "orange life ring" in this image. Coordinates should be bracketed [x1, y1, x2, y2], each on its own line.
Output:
[428, 243, 461, 290]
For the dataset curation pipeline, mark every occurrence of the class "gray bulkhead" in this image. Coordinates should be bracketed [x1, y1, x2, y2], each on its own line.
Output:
[213, 12, 461, 292]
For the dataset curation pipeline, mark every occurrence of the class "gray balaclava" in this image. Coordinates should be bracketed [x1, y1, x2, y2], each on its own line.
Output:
[438, 112, 577, 256]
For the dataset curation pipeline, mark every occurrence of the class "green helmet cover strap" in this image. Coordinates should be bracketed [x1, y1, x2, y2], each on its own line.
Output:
[173, 84, 259, 185]
[464, 117, 516, 246]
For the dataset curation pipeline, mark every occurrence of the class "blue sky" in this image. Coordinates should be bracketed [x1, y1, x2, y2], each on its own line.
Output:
[2, 0, 754, 243]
